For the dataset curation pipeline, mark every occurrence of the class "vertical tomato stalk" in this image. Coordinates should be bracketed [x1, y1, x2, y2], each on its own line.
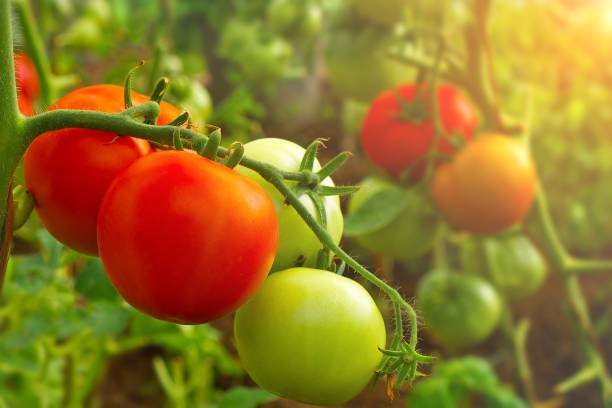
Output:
[0, 0, 27, 294]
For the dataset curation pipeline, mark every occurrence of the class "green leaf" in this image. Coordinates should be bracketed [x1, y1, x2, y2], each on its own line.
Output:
[85, 301, 131, 336]
[344, 187, 410, 236]
[218, 387, 278, 408]
[74, 258, 119, 301]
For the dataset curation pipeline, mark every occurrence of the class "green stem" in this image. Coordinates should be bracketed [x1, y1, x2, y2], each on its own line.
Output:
[527, 187, 612, 406]
[0, 0, 24, 296]
[13, 0, 55, 106]
[499, 307, 537, 404]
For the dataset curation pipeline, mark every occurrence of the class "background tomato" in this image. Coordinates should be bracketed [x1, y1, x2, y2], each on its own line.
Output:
[14, 52, 39, 102]
[361, 83, 478, 180]
[417, 271, 502, 350]
[461, 233, 548, 300]
[24, 85, 181, 255]
[324, 29, 414, 103]
[97, 150, 278, 324]
[234, 267, 386, 406]
[350, 0, 407, 26]
[347, 177, 442, 260]
[236, 138, 343, 271]
[431, 133, 537, 234]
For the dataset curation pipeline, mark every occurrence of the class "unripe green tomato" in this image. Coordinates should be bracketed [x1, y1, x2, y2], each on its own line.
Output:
[461, 234, 547, 300]
[348, 177, 442, 261]
[167, 76, 213, 128]
[350, 0, 407, 26]
[324, 30, 414, 102]
[234, 267, 386, 406]
[236, 138, 343, 271]
[342, 99, 369, 137]
[267, 0, 300, 34]
[417, 271, 502, 350]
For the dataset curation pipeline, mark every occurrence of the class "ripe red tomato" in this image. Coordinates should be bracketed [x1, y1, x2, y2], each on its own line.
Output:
[18, 95, 35, 117]
[431, 133, 537, 234]
[361, 83, 478, 180]
[24, 85, 181, 255]
[14, 52, 39, 102]
[234, 267, 386, 405]
[97, 151, 279, 324]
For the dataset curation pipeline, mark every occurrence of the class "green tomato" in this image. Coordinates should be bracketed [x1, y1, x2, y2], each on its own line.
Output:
[324, 30, 414, 102]
[166, 76, 213, 127]
[417, 271, 502, 350]
[350, 0, 407, 26]
[234, 267, 386, 406]
[342, 99, 369, 137]
[236, 138, 343, 271]
[461, 234, 547, 300]
[348, 177, 442, 261]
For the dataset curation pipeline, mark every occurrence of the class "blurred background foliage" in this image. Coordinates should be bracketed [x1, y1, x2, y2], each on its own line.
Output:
[5, 0, 612, 406]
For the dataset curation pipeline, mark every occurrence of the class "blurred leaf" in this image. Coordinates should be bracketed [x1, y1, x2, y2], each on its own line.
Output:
[74, 258, 119, 301]
[344, 187, 410, 236]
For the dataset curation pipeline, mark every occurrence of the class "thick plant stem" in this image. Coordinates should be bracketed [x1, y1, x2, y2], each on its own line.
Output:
[0, 0, 26, 297]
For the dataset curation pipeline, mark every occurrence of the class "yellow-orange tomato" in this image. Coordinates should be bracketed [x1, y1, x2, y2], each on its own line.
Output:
[431, 134, 537, 234]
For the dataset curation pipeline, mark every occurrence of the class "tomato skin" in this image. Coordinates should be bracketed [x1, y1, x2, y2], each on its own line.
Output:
[361, 83, 478, 180]
[98, 151, 278, 324]
[417, 271, 501, 350]
[24, 85, 181, 255]
[348, 177, 442, 260]
[234, 267, 386, 406]
[14, 52, 39, 102]
[18, 95, 35, 117]
[235, 138, 343, 271]
[431, 133, 537, 234]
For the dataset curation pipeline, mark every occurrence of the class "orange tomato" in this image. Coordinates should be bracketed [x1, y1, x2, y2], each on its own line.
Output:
[431, 134, 537, 234]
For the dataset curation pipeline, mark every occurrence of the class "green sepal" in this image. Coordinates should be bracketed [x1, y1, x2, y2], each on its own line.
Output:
[299, 139, 323, 172]
[316, 152, 351, 182]
[123, 60, 145, 109]
[166, 111, 190, 127]
[150, 77, 169, 104]
[201, 129, 221, 160]
[317, 185, 359, 196]
[221, 143, 245, 169]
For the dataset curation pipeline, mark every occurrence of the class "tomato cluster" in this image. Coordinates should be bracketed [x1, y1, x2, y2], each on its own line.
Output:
[23, 84, 387, 405]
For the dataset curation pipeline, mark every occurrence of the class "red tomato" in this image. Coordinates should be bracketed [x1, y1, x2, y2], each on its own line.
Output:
[14, 52, 39, 102]
[97, 151, 279, 324]
[431, 133, 537, 234]
[24, 85, 181, 255]
[18, 95, 35, 117]
[361, 83, 478, 180]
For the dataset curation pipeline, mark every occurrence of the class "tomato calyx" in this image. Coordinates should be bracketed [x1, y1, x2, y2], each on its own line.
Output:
[391, 87, 430, 123]
[375, 338, 435, 398]
[280, 139, 357, 230]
